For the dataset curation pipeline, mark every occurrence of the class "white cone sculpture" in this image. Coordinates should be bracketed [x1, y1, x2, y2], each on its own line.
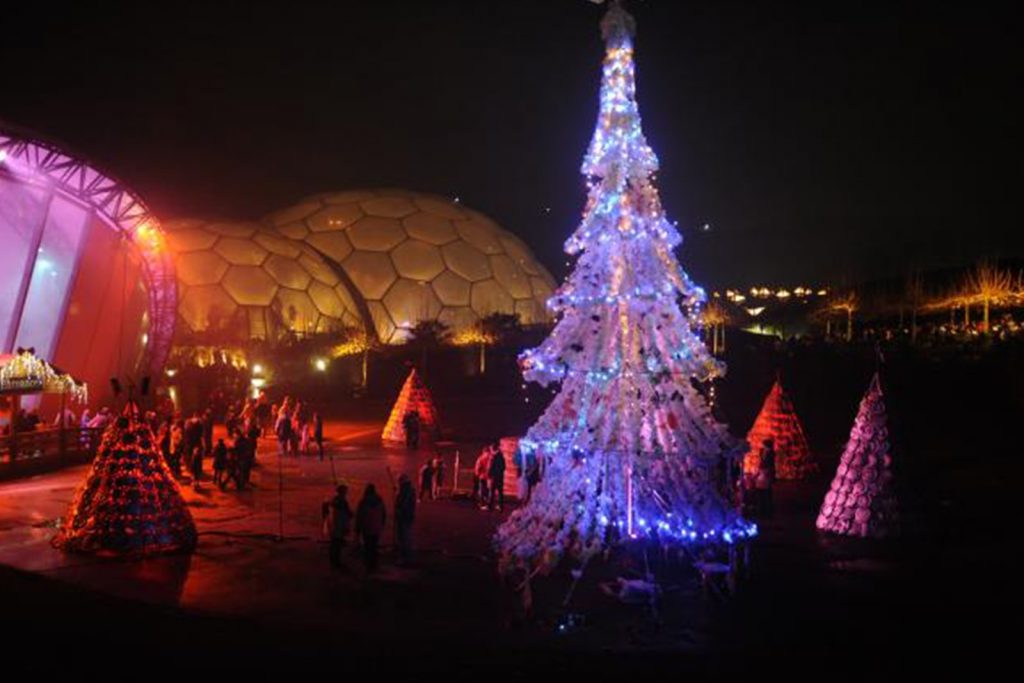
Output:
[816, 373, 900, 538]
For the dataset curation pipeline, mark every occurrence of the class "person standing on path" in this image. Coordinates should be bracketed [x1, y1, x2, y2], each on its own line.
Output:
[402, 409, 421, 450]
[313, 411, 324, 461]
[418, 459, 435, 501]
[488, 447, 507, 511]
[355, 484, 387, 573]
[323, 484, 353, 569]
[394, 474, 416, 566]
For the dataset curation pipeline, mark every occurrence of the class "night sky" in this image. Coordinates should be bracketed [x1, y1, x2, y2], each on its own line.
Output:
[3, 0, 1019, 287]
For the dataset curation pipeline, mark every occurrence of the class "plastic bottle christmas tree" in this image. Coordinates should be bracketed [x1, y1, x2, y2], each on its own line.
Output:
[382, 367, 440, 445]
[494, 0, 755, 574]
[54, 403, 197, 555]
[745, 377, 816, 480]
[816, 373, 900, 538]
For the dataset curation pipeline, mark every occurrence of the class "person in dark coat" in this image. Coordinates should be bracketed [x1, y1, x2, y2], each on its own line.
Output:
[394, 474, 416, 566]
[418, 459, 435, 501]
[323, 485, 353, 569]
[355, 484, 387, 573]
[313, 411, 324, 461]
[212, 438, 228, 488]
[202, 409, 214, 459]
[488, 447, 507, 511]
[432, 456, 445, 499]
[235, 432, 255, 489]
[402, 409, 421, 449]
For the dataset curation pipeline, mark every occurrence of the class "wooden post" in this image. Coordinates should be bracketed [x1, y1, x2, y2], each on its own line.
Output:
[453, 450, 460, 493]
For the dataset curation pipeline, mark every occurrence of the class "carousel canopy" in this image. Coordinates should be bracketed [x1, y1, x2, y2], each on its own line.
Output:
[0, 348, 87, 401]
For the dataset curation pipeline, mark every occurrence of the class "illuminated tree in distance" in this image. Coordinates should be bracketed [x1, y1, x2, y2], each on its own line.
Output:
[495, 0, 755, 574]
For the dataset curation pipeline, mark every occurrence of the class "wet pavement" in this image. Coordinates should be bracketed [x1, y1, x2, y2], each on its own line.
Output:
[0, 418, 1015, 675]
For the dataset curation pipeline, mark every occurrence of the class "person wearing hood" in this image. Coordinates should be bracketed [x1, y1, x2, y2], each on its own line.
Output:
[395, 474, 416, 566]
[355, 484, 387, 572]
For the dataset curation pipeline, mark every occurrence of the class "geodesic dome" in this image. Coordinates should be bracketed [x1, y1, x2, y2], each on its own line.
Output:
[168, 189, 557, 344]
[164, 219, 365, 340]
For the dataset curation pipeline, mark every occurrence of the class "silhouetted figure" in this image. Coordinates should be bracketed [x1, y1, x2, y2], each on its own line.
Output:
[488, 448, 507, 511]
[418, 459, 435, 501]
[356, 484, 387, 573]
[313, 412, 324, 461]
[402, 409, 421, 449]
[212, 438, 228, 488]
[323, 484, 353, 569]
[395, 474, 416, 566]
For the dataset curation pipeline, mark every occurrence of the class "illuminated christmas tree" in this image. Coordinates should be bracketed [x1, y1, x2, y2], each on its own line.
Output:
[816, 373, 900, 538]
[745, 377, 816, 480]
[54, 404, 197, 555]
[381, 368, 440, 445]
[495, 0, 755, 574]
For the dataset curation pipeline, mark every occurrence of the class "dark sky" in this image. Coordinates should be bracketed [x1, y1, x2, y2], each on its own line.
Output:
[3, 0, 1020, 287]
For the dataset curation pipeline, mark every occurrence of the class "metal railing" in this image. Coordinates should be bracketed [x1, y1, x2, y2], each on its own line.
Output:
[0, 426, 102, 480]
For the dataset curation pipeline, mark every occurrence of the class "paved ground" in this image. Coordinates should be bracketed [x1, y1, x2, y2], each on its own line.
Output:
[0, 418, 1016, 675]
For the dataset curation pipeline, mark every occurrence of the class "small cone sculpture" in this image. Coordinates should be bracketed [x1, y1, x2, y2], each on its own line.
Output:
[54, 403, 197, 555]
[745, 378, 816, 480]
[816, 373, 900, 538]
[381, 368, 440, 445]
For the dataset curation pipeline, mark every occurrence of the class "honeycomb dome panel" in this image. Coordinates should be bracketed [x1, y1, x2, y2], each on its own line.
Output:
[348, 216, 407, 251]
[362, 196, 417, 218]
[276, 221, 309, 240]
[264, 253, 312, 289]
[414, 196, 468, 220]
[530, 275, 555, 299]
[221, 266, 278, 306]
[384, 279, 442, 329]
[367, 300, 397, 342]
[165, 227, 218, 252]
[176, 250, 229, 286]
[308, 204, 362, 233]
[455, 216, 504, 255]
[215, 237, 269, 266]
[309, 281, 347, 319]
[500, 233, 543, 277]
[442, 241, 490, 282]
[343, 251, 398, 300]
[515, 298, 545, 325]
[490, 254, 531, 299]
[168, 190, 555, 346]
[254, 232, 302, 258]
[471, 279, 514, 316]
[403, 212, 459, 245]
[438, 306, 478, 331]
[274, 288, 320, 333]
[299, 252, 340, 287]
[431, 271, 471, 306]
[179, 285, 238, 332]
[265, 201, 321, 227]
[307, 231, 354, 263]
[391, 239, 445, 281]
